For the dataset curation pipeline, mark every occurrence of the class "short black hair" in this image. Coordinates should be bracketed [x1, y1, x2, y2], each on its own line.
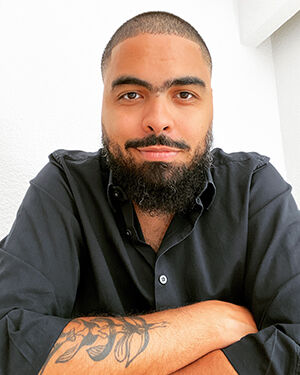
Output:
[101, 11, 212, 78]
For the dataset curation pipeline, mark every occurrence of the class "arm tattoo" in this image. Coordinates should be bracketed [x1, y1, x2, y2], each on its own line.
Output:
[39, 316, 168, 373]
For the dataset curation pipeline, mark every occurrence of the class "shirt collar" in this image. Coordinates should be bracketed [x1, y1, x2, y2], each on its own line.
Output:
[106, 167, 216, 212]
[196, 168, 216, 210]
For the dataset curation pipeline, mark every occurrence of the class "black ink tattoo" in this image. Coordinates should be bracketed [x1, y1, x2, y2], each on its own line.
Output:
[39, 316, 168, 373]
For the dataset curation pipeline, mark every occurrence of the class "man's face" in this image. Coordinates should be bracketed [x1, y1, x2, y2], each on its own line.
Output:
[101, 33, 213, 167]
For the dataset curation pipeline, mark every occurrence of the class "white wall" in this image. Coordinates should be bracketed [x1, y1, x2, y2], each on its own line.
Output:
[237, 0, 299, 46]
[0, 0, 285, 238]
[271, 11, 300, 204]
[235, 0, 300, 205]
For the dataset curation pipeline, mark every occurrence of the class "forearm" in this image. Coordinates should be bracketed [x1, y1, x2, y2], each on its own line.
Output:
[39, 300, 256, 375]
[171, 350, 237, 375]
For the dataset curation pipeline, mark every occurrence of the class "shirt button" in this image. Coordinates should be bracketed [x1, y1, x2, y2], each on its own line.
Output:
[159, 274, 168, 285]
[125, 229, 132, 238]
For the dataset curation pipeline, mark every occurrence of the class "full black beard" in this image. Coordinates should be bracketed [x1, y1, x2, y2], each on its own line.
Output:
[102, 130, 213, 215]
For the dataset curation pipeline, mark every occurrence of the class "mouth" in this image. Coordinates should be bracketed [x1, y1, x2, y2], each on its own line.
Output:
[135, 146, 182, 162]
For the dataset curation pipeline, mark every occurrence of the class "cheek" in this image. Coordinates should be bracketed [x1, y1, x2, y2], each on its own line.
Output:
[103, 107, 147, 141]
[102, 109, 141, 146]
[176, 112, 212, 152]
[178, 110, 211, 136]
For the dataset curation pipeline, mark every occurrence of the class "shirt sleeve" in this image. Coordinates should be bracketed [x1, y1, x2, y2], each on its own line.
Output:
[0, 162, 82, 374]
[222, 162, 300, 374]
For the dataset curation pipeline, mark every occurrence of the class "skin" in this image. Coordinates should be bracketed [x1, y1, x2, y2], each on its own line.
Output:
[101, 33, 213, 167]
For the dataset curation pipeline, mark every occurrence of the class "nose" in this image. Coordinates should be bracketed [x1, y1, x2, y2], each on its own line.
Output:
[142, 96, 174, 135]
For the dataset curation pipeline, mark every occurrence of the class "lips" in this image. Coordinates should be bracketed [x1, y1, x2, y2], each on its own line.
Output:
[135, 146, 181, 161]
[137, 146, 180, 152]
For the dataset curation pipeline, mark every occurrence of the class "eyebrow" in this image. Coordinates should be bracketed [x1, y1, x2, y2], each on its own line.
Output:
[112, 76, 152, 91]
[111, 75, 206, 92]
[165, 77, 206, 89]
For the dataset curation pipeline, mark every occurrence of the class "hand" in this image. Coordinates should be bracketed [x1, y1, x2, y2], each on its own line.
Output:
[170, 350, 238, 375]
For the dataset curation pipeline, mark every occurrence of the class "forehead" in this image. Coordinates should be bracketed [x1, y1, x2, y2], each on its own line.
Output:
[103, 33, 211, 87]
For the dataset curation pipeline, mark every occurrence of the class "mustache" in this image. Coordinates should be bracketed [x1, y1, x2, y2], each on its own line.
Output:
[125, 134, 190, 150]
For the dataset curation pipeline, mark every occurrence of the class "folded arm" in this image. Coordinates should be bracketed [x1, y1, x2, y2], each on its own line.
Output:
[39, 301, 257, 375]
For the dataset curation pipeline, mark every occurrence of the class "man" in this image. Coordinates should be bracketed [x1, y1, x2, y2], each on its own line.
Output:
[0, 11, 299, 374]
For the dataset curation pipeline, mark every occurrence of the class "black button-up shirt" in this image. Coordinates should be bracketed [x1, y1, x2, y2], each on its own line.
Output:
[0, 148, 300, 374]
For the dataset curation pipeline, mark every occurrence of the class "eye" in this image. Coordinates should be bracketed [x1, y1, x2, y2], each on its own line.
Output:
[177, 91, 194, 100]
[120, 92, 141, 100]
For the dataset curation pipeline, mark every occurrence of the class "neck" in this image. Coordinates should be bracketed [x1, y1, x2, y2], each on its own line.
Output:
[133, 203, 174, 252]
